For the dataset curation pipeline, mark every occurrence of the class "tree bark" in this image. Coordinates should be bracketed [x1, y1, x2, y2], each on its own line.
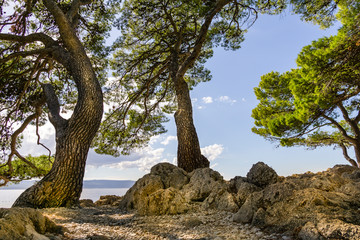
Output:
[340, 143, 358, 167]
[354, 143, 360, 168]
[173, 75, 209, 172]
[12, 0, 103, 208]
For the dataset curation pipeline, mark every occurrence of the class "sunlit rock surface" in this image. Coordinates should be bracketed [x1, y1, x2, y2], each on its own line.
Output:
[120, 162, 360, 239]
[0, 208, 64, 240]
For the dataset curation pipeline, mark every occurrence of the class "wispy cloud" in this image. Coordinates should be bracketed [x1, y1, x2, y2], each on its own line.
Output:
[161, 136, 177, 145]
[202, 96, 213, 104]
[201, 144, 224, 161]
[217, 96, 237, 104]
[106, 146, 170, 172]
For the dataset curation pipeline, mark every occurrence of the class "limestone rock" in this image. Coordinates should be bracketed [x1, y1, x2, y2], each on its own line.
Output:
[150, 162, 189, 189]
[298, 222, 323, 240]
[80, 199, 95, 207]
[0, 208, 63, 240]
[234, 164, 360, 239]
[246, 162, 278, 187]
[119, 173, 164, 210]
[182, 168, 225, 201]
[119, 163, 238, 215]
[235, 182, 261, 206]
[95, 195, 123, 206]
[316, 218, 360, 240]
[228, 176, 247, 193]
[139, 187, 189, 215]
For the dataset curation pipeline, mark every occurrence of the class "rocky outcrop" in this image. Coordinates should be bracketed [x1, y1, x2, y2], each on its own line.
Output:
[119, 162, 238, 215]
[233, 164, 360, 240]
[0, 208, 64, 240]
[120, 161, 360, 239]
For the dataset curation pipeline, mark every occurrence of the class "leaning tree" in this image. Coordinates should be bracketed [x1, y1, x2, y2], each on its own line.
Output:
[0, 0, 118, 208]
[252, 2, 360, 167]
[94, 0, 286, 172]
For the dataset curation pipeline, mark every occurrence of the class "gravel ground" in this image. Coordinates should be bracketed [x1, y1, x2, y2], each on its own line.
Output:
[40, 207, 292, 240]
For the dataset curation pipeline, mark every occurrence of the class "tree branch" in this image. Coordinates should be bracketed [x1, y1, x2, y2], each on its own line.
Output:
[0, 33, 57, 47]
[42, 0, 84, 54]
[337, 102, 360, 138]
[42, 83, 67, 130]
[177, 0, 232, 78]
[321, 113, 356, 143]
[339, 143, 358, 167]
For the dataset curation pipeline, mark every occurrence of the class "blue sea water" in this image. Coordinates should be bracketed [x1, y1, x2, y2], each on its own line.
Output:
[0, 188, 129, 208]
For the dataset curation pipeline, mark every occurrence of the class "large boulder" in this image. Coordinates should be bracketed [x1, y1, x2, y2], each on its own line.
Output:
[119, 163, 239, 215]
[246, 162, 278, 187]
[0, 208, 63, 240]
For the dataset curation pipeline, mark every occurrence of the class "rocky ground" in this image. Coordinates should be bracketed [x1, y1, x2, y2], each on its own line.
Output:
[40, 206, 289, 240]
[2, 162, 360, 240]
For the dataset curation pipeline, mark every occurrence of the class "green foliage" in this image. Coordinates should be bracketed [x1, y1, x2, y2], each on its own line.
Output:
[0, 0, 119, 183]
[252, 2, 360, 164]
[94, 0, 287, 156]
[0, 155, 53, 183]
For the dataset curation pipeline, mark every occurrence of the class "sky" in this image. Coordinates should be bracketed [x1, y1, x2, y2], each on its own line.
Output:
[19, 10, 344, 181]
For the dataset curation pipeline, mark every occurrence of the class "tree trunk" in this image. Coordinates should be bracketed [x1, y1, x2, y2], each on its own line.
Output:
[13, 51, 103, 208]
[173, 76, 209, 172]
[12, 0, 103, 207]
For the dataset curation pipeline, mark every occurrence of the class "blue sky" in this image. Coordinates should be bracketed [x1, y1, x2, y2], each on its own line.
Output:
[20, 10, 343, 181]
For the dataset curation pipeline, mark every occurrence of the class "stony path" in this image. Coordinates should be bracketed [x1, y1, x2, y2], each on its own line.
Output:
[41, 207, 292, 240]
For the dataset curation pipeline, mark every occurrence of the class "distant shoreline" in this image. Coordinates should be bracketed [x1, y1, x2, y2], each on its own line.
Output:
[1, 180, 135, 190]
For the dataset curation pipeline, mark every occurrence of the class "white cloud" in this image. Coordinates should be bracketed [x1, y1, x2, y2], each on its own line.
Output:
[202, 96, 213, 104]
[217, 96, 237, 104]
[241, 98, 246, 102]
[106, 146, 170, 172]
[161, 136, 177, 145]
[201, 144, 224, 161]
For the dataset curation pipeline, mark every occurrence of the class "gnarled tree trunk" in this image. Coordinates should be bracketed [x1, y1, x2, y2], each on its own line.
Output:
[12, 0, 103, 208]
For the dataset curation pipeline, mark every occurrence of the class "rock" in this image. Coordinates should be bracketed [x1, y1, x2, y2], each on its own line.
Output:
[139, 187, 189, 215]
[150, 162, 189, 189]
[298, 222, 323, 240]
[183, 217, 203, 228]
[95, 195, 123, 206]
[235, 182, 261, 206]
[182, 167, 224, 201]
[203, 188, 239, 212]
[0, 208, 63, 240]
[246, 162, 278, 188]
[251, 208, 266, 226]
[228, 176, 247, 193]
[316, 218, 360, 240]
[119, 173, 164, 210]
[233, 191, 263, 224]
[87, 234, 111, 240]
[120, 163, 238, 215]
[80, 199, 95, 207]
[234, 165, 360, 239]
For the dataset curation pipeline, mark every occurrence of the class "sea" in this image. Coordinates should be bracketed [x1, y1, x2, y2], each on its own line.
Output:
[0, 188, 129, 208]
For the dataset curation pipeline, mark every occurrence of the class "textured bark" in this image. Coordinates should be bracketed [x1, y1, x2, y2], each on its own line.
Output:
[173, 75, 209, 172]
[12, 0, 103, 208]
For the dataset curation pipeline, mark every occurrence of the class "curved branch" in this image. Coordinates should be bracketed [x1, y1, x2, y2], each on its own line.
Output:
[177, 0, 232, 78]
[42, 83, 67, 129]
[0, 33, 57, 47]
[339, 143, 358, 167]
[0, 48, 51, 64]
[321, 113, 356, 143]
[337, 102, 360, 138]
